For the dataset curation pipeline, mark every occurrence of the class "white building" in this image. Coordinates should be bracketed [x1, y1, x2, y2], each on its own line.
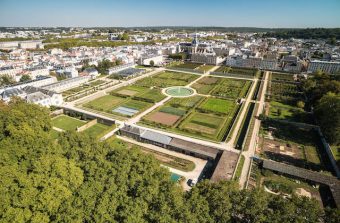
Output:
[0, 86, 63, 107]
[225, 56, 278, 70]
[0, 76, 57, 94]
[64, 66, 78, 78]
[0, 66, 23, 79]
[191, 53, 224, 65]
[42, 75, 92, 93]
[138, 55, 163, 66]
[83, 67, 99, 78]
[23, 86, 63, 107]
[307, 60, 340, 74]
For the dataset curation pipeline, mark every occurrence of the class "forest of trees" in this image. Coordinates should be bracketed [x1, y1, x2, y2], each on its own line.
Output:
[263, 28, 340, 40]
[0, 99, 339, 223]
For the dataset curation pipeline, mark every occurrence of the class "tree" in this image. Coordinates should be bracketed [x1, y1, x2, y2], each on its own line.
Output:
[0, 100, 334, 223]
[296, 100, 305, 109]
[314, 93, 340, 144]
[122, 32, 129, 41]
[149, 60, 155, 67]
[19, 74, 31, 82]
[0, 74, 15, 87]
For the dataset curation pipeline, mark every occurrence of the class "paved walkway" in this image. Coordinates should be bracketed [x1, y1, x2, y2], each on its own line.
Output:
[116, 135, 207, 191]
[227, 78, 258, 146]
[239, 71, 269, 188]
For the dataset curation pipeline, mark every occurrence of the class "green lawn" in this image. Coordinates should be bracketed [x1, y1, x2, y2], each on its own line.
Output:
[52, 115, 87, 131]
[234, 155, 245, 181]
[83, 123, 114, 139]
[199, 98, 235, 114]
[138, 89, 166, 102]
[169, 95, 204, 108]
[83, 95, 125, 112]
[182, 112, 224, 132]
[121, 99, 152, 110]
[269, 101, 313, 123]
[135, 71, 199, 88]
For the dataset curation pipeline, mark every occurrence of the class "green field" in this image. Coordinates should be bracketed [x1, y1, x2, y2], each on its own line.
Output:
[169, 95, 204, 108]
[159, 106, 187, 116]
[120, 100, 152, 110]
[199, 97, 235, 114]
[52, 115, 87, 131]
[83, 123, 114, 139]
[180, 112, 224, 135]
[138, 89, 166, 102]
[84, 95, 125, 112]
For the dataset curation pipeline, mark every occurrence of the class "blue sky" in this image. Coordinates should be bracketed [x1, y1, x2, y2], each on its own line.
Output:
[0, 0, 339, 27]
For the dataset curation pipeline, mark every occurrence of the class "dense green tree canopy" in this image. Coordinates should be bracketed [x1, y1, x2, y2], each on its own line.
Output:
[0, 99, 338, 222]
[302, 72, 340, 143]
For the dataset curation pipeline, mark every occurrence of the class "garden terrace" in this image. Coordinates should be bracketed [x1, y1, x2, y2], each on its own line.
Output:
[260, 120, 333, 173]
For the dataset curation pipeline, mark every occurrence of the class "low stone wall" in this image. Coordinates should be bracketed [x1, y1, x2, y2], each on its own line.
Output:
[317, 128, 340, 178]
[63, 108, 115, 126]
[77, 119, 97, 132]
[50, 109, 63, 117]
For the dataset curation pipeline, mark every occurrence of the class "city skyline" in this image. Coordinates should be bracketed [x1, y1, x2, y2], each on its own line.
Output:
[1, 0, 340, 28]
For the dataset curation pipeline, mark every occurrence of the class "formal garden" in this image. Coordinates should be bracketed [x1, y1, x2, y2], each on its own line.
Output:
[141, 93, 241, 141]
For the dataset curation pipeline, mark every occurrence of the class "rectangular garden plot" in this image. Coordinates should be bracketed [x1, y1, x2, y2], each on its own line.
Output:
[199, 98, 235, 114]
[145, 112, 181, 126]
[52, 115, 87, 131]
[83, 95, 124, 112]
[210, 79, 251, 99]
[180, 113, 224, 135]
